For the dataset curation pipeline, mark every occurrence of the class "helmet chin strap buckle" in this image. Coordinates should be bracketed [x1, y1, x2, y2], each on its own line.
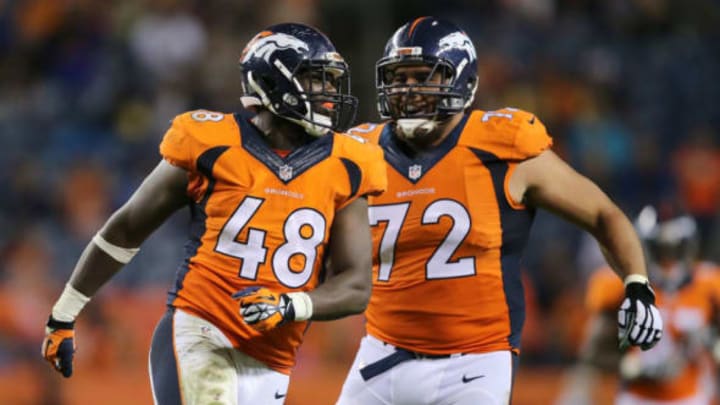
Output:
[299, 120, 331, 137]
[289, 109, 332, 137]
[396, 118, 438, 139]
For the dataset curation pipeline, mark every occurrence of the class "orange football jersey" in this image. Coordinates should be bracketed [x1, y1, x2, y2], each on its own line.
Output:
[349, 108, 552, 355]
[587, 264, 720, 401]
[158, 109, 386, 374]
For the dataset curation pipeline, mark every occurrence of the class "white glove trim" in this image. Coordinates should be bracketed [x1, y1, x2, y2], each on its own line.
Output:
[623, 274, 649, 287]
[287, 292, 313, 321]
[52, 283, 91, 322]
[92, 233, 139, 264]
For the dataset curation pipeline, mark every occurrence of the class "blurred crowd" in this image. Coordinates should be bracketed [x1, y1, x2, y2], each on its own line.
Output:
[1, 0, 719, 403]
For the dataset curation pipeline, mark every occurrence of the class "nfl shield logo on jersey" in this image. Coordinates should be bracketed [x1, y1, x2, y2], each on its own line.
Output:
[408, 164, 422, 180]
[279, 164, 293, 181]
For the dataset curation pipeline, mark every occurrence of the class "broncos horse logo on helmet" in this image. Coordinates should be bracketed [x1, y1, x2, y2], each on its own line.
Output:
[240, 23, 358, 136]
[376, 16, 478, 125]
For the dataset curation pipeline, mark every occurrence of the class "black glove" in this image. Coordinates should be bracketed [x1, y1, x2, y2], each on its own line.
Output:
[618, 277, 663, 351]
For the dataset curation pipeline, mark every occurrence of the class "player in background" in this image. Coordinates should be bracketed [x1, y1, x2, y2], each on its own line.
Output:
[555, 205, 720, 405]
[336, 16, 663, 405]
[41, 22, 387, 404]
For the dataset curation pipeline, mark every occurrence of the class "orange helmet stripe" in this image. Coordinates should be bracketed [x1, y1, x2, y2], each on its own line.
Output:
[407, 17, 429, 38]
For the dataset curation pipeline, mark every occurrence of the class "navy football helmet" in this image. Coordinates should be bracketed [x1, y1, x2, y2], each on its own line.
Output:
[376, 17, 478, 121]
[240, 23, 358, 135]
[635, 204, 699, 290]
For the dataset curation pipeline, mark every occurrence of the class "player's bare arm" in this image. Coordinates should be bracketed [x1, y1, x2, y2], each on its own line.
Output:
[509, 149, 646, 280]
[510, 149, 662, 351]
[42, 159, 189, 377]
[308, 196, 373, 320]
[69, 160, 189, 296]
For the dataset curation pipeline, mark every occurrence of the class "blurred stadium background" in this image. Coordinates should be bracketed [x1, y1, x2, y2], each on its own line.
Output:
[1, 0, 719, 404]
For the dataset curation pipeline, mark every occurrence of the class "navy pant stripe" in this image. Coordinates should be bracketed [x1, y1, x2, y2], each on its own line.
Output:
[150, 309, 182, 405]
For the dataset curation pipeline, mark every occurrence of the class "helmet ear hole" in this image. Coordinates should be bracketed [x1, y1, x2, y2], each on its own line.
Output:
[466, 76, 477, 92]
[465, 76, 478, 107]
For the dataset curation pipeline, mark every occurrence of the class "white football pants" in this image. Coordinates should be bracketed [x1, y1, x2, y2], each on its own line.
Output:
[148, 309, 290, 405]
[336, 335, 516, 405]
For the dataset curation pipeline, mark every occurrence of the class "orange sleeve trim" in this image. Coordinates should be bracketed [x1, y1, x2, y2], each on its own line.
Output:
[504, 163, 526, 210]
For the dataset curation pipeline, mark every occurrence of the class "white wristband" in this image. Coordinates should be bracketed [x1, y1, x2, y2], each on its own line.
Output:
[52, 283, 91, 322]
[92, 233, 140, 264]
[624, 274, 649, 287]
[287, 292, 313, 321]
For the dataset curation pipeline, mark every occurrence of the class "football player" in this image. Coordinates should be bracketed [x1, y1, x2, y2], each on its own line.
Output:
[336, 17, 663, 405]
[41, 23, 387, 404]
[556, 205, 720, 405]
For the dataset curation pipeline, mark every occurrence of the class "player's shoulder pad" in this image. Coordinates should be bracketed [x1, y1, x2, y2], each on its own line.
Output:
[462, 108, 553, 160]
[345, 122, 386, 144]
[159, 110, 238, 171]
[694, 261, 720, 275]
[333, 129, 387, 199]
[586, 266, 625, 312]
[693, 261, 720, 288]
[171, 110, 240, 144]
[334, 128, 385, 167]
[588, 266, 623, 288]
